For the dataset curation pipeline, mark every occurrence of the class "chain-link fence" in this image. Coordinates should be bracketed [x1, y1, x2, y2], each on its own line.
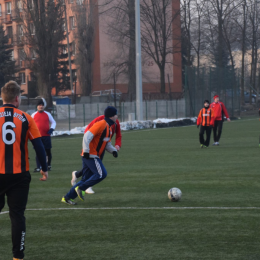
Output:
[184, 66, 241, 118]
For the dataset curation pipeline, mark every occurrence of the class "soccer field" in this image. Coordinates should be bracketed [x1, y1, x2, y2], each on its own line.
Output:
[1, 118, 260, 260]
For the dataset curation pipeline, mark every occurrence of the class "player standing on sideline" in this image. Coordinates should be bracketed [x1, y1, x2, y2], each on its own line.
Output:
[210, 95, 230, 146]
[197, 100, 215, 148]
[71, 108, 122, 194]
[62, 106, 119, 205]
[31, 99, 56, 172]
[0, 81, 48, 260]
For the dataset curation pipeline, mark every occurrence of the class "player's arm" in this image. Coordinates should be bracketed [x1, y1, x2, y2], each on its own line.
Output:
[46, 111, 56, 135]
[222, 103, 230, 121]
[115, 120, 122, 150]
[106, 142, 118, 158]
[197, 110, 202, 127]
[26, 114, 48, 180]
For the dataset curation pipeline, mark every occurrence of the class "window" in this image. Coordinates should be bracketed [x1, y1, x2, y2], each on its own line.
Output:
[19, 73, 26, 84]
[7, 26, 12, 38]
[62, 19, 66, 31]
[72, 71, 77, 82]
[69, 0, 74, 3]
[0, 4, 2, 16]
[29, 23, 35, 35]
[11, 50, 14, 61]
[28, 0, 34, 10]
[72, 42, 76, 56]
[6, 2, 11, 14]
[69, 16, 75, 30]
[62, 46, 67, 54]
[18, 48, 26, 61]
[30, 48, 36, 59]
[17, 1, 22, 12]
[18, 24, 23, 36]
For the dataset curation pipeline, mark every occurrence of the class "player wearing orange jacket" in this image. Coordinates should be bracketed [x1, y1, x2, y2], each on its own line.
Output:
[197, 100, 215, 148]
[61, 106, 118, 205]
[210, 95, 231, 146]
[71, 112, 122, 194]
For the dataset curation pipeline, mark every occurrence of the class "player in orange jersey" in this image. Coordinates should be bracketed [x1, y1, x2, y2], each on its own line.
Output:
[197, 100, 215, 148]
[70, 110, 122, 194]
[61, 106, 118, 205]
[0, 81, 48, 260]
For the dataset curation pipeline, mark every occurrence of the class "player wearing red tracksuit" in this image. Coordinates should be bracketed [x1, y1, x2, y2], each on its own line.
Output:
[70, 107, 122, 194]
[210, 95, 230, 146]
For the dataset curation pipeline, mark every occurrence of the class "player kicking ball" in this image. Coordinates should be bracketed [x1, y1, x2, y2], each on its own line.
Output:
[61, 106, 119, 205]
[70, 107, 122, 194]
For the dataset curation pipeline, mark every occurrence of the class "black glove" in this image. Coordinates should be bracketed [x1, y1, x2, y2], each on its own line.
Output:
[113, 151, 118, 158]
[83, 153, 90, 159]
[48, 128, 54, 135]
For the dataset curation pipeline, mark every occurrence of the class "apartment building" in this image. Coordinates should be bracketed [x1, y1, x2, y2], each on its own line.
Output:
[0, 0, 182, 96]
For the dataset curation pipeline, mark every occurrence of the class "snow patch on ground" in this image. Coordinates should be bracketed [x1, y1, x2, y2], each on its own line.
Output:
[52, 118, 197, 137]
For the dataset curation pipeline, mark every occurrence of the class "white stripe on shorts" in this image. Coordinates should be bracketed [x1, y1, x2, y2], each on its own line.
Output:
[94, 158, 103, 178]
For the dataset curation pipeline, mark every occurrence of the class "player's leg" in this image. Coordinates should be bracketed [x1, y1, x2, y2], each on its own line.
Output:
[84, 151, 106, 195]
[71, 169, 83, 186]
[205, 126, 212, 147]
[199, 126, 205, 147]
[216, 120, 223, 144]
[0, 175, 6, 212]
[45, 149, 52, 170]
[212, 121, 219, 145]
[75, 158, 107, 200]
[6, 172, 31, 260]
[34, 156, 41, 172]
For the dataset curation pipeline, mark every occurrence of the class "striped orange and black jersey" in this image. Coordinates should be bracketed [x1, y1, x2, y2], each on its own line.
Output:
[0, 105, 41, 174]
[82, 119, 113, 158]
[197, 108, 215, 126]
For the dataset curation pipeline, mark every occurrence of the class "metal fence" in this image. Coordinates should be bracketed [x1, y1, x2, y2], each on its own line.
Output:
[18, 99, 185, 131]
[184, 66, 241, 118]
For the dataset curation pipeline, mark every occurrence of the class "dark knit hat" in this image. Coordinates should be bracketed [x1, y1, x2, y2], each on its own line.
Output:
[104, 106, 117, 118]
[37, 99, 44, 106]
[204, 100, 210, 104]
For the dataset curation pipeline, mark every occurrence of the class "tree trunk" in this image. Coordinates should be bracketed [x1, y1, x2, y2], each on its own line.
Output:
[160, 66, 166, 93]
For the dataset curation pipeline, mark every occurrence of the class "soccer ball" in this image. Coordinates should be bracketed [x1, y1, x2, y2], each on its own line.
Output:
[168, 187, 182, 202]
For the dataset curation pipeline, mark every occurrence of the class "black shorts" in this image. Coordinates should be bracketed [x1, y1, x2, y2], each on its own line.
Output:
[41, 136, 52, 149]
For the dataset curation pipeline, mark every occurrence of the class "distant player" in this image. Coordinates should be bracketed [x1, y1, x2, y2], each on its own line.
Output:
[210, 95, 230, 146]
[71, 109, 122, 194]
[61, 106, 119, 205]
[0, 81, 48, 260]
[197, 100, 215, 148]
[31, 99, 56, 171]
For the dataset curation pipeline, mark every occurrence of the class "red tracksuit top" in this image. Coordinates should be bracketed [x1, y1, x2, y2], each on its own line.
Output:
[210, 102, 229, 121]
[84, 115, 122, 147]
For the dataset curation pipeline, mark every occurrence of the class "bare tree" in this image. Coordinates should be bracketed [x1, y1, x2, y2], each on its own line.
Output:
[19, 0, 66, 106]
[140, 0, 181, 93]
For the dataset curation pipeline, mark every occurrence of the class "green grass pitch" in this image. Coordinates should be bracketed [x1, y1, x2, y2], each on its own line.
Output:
[1, 117, 260, 259]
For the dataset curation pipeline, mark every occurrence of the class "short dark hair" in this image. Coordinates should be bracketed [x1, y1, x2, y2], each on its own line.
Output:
[1, 81, 21, 103]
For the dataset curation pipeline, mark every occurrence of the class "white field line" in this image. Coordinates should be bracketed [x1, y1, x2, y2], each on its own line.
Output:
[1, 206, 260, 215]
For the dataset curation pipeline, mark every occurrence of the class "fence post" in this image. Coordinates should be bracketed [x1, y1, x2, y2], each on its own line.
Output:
[156, 101, 158, 119]
[166, 100, 168, 118]
[146, 101, 148, 120]
[83, 103, 85, 126]
[176, 99, 178, 119]
[123, 102, 125, 122]
[68, 104, 71, 131]
[135, 102, 136, 120]
[185, 66, 188, 117]
[97, 103, 99, 116]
